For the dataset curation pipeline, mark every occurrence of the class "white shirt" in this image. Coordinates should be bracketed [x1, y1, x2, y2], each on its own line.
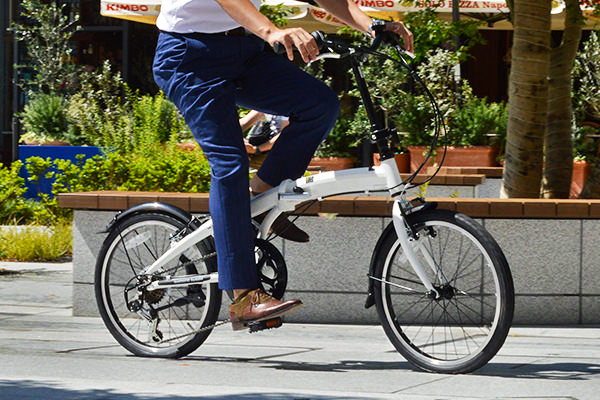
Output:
[157, 0, 262, 33]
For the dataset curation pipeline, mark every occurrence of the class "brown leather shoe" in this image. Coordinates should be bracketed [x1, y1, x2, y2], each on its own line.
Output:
[254, 212, 310, 243]
[229, 289, 302, 331]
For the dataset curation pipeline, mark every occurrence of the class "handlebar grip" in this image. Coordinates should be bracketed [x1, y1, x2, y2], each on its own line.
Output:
[273, 31, 326, 55]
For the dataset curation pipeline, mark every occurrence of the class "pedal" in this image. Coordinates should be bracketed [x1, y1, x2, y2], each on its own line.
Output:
[247, 317, 283, 333]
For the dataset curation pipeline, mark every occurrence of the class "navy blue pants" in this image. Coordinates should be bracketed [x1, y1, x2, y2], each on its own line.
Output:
[153, 32, 340, 290]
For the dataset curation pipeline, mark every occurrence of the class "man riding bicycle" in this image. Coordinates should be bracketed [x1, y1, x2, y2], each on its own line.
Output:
[153, 0, 413, 330]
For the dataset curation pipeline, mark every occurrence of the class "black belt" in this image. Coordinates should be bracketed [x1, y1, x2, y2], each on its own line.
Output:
[184, 27, 248, 37]
[216, 27, 248, 36]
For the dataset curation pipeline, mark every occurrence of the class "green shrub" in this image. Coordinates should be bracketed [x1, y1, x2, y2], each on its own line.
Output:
[66, 61, 191, 152]
[0, 161, 49, 225]
[131, 92, 193, 156]
[20, 93, 76, 144]
[22, 145, 212, 221]
[448, 97, 507, 146]
[0, 223, 72, 262]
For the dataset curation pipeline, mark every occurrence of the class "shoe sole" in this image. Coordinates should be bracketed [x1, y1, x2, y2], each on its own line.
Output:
[231, 302, 302, 331]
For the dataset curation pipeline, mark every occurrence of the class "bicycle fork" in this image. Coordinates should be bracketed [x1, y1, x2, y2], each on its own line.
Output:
[391, 201, 440, 299]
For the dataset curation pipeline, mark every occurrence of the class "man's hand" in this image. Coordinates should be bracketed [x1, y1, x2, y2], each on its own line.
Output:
[266, 27, 320, 63]
[378, 21, 414, 54]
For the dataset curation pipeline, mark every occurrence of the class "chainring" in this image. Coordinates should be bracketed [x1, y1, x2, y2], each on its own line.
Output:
[254, 239, 287, 300]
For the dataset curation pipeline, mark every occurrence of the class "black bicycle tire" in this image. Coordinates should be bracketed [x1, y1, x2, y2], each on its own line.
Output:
[95, 212, 221, 358]
[373, 209, 514, 373]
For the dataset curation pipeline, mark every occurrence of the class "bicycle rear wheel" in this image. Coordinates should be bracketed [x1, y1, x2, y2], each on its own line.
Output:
[95, 213, 221, 358]
[373, 209, 514, 373]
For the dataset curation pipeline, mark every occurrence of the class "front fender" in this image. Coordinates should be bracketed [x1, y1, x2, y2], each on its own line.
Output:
[364, 200, 437, 308]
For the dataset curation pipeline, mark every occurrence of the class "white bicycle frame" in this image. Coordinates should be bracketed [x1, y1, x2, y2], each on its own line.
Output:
[142, 157, 437, 295]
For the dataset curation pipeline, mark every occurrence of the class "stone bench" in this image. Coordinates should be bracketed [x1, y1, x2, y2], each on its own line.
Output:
[59, 191, 600, 325]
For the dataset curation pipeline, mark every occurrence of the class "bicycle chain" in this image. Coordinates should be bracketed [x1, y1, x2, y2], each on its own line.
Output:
[151, 252, 217, 277]
[143, 251, 226, 344]
[158, 318, 231, 344]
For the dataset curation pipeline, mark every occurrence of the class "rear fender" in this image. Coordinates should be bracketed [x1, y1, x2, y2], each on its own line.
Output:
[100, 202, 203, 234]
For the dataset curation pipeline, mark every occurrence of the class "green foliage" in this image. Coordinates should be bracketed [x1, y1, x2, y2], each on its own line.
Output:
[306, 10, 487, 156]
[65, 61, 192, 151]
[0, 223, 72, 262]
[403, 8, 484, 64]
[50, 146, 211, 193]
[11, 0, 81, 95]
[316, 99, 359, 158]
[20, 93, 76, 144]
[21, 146, 212, 221]
[259, 4, 291, 28]
[448, 96, 508, 146]
[0, 161, 50, 225]
[573, 31, 600, 123]
[572, 31, 600, 163]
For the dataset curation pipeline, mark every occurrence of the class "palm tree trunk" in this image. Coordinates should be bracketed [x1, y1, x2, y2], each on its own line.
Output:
[542, 0, 583, 198]
[501, 0, 552, 198]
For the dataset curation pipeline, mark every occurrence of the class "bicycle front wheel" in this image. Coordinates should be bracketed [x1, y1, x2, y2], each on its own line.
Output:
[373, 209, 514, 373]
[95, 212, 221, 358]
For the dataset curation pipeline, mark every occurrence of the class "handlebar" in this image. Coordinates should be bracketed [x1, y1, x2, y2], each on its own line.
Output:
[272, 30, 415, 63]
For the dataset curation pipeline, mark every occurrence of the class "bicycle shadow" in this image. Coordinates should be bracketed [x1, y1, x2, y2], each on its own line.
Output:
[184, 355, 600, 380]
[475, 361, 600, 380]
[0, 380, 376, 400]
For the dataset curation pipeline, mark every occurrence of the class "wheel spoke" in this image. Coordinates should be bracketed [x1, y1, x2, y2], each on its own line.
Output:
[98, 216, 219, 356]
[376, 212, 512, 372]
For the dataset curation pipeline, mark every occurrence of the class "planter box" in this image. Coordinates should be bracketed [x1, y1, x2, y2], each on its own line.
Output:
[18, 145, 103, 199]
[372, 153, 410, 173]
[570, 160, 591, 199]
[309, 157, 355, 172]
[408, 145, 499, 172]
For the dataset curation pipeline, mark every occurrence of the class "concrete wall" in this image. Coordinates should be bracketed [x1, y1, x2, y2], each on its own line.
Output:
[73, 210, 600, 325]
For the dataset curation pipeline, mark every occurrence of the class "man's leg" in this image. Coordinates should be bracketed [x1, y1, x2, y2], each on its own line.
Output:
[153, 33, 302, 330]
[153, 33, 257, 291]
[236, 50, 341, 188]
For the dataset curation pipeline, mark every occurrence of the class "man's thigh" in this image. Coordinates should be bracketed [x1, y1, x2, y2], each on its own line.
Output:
[235, 51, 334, 119]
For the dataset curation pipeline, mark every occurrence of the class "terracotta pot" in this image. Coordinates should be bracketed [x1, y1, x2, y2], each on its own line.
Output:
[408, 145, 499, 172]
[309, 157, 355, 171]
[373, 153, 410, 173]
[570, 160, 591, 198]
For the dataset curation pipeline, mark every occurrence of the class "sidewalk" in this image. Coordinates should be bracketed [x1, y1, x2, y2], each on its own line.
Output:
[1, 261, 599, 399]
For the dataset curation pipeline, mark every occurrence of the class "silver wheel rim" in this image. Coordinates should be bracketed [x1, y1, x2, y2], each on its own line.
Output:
[100, 220, 212, 350]
[381, 220, 502, 367]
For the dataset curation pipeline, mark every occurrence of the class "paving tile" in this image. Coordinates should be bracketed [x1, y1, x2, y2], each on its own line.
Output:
[489, 199, 523, 217]
[354, 197, 388, 216]
[485, 219, 581, 294]
[126, 193, 159, 207]
[513, 296, 579, 324]
[455, 199, 490, 217]
[556, 201, 590, 218]
[522, 200, 557, 218]
[97, 193, 128, 210]
[582, 220, 600, 294]
[58, 193, 98, 209]
[582, 297, 600, 324]
[189, 194, 210, 212]
[157, 193, 190, 211]
[320, 197, 355, 215]
[283, 216, 383, 293]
